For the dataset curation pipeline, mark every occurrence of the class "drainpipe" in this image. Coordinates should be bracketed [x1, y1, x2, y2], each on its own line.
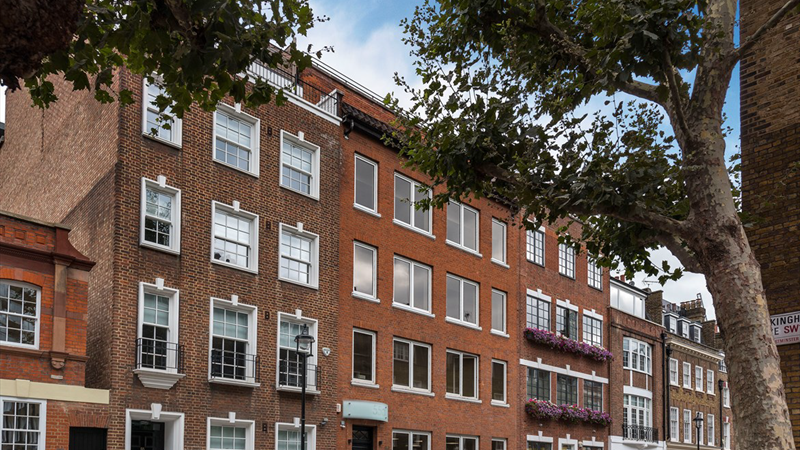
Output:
[661, 332, 671, 442]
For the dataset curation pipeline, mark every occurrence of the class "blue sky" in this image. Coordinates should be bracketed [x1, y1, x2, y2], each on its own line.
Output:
[0, 0, 742, 317]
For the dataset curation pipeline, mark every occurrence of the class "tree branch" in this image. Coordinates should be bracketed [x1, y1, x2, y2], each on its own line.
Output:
[653, 233, 703, 273]
[733, 0, 800, 61]
[661, 46, 691, 139]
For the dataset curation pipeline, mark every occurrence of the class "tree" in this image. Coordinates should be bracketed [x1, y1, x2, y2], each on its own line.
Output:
[0, 0, 327, 116]
[391, 0, 799, 448]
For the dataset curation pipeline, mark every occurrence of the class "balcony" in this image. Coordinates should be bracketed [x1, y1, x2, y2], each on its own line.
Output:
[247, 61, 341, 119]
[133, 338, 185, 390]
[278, 358, 320, 394]
[622, 425, 659, 443]
[210, 349, 260, 387]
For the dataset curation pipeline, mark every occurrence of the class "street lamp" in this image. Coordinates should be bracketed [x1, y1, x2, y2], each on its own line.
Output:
[295, 324, 315, 450]
[693, 412, 704, 450]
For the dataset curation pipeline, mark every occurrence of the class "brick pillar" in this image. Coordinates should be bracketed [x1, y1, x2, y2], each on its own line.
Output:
[646, 290, 664, 325]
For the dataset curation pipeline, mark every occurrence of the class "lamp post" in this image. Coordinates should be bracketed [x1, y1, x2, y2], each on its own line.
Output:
[693, 412, 704, 450]
[295, 324, 315, 450]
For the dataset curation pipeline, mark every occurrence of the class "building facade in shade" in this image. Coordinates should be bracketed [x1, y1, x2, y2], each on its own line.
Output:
[0, 211, 110, 449]
[740, 0, 800, 446]
[646, 292, 734, 450]
[0, 62, 344, 449]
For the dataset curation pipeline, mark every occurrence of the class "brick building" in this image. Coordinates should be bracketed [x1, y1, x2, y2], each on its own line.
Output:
[646, 293, 733, 450]
[740, 0, 800, 446]
[0, 211, 110, 449]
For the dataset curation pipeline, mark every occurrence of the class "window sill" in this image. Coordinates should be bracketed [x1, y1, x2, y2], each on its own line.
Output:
[588, 284, 603, 292]
[392, 302, 435, 318]
[445, 317, 482, 331]
[212, 158, 259, 178]
[707, 392, 716, 396]
[140, 241, 180, 255]
[352, 292, 380, 303]
[444, 393, 482, 404]
[558, 273, 576, 280]
[143, 133, 182, 150]
[526, 258, 545, 268]
[212, 259, 258, 274]
[281, 184, 319, 201]
[276, 385, 321, 395]
[491, 400, 510, 408]
[351, 381, 380, 389]
[391, 386, 434, 397]
[490, 330, 510, 338]
[491, 259, 510, 269]
[445, 240, 482, 258]
[392, 219, 435, 240]
[208, 378, 260, 388]
[134, 368, 185, 390]
[278, 276, 319, 290]
[354, 204, 381, 218]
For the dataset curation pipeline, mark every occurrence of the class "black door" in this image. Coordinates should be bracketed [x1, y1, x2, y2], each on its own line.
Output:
[131, 421, 165, 450]
[69, 427, 107, 450]
[352, 426, 374, 450]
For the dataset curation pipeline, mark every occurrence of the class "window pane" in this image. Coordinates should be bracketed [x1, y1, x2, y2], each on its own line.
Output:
[394, 259, 411, 305]
[492, 362, 505, 401]
[463, 208, 478, 250]
[492, 220, 505, 262]
[492, 291, 505, 332]
[353, 332, 373, 381]
[447, 202, 461, 243]
[413, 187, 430, 232]
[412, 345, 429, 389]
[353, 244, 375, 296]
[463, 437, 478, 450]
[413, 434, 429, 450]
[446, 277, 460, 319]
[395, 176, 412, 224]
[463, 282, 477, 324]
[393, 433, 409, 450]
[393, 341, 410, 386]
[355, 158, 376, 210]
[413, 265, 429, 311]
[462, 355, 476, 398]
[446, 352, 460, 394]
[446, 437, 460, 450]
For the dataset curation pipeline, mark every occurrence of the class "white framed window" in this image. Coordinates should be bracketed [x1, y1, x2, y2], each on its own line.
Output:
[0, 397, 46, 450]
[582, 314, 602, 346]
[670, 407, 679, 441]
[393, 256, 432, 315]
[555, 305, 578, 339]
[0, 281, 40, 349]
[666, 315, 677, 333]
[683, 362, 692, 388]
[142, 78, 182, 147]
[669, 359, 679, 386]
[134, 282, 184, 388]
[623, 394, 652, 428]
[446, 274, 480, 327]
[446, 435, 478, 450]
[722, 421, 730, 449]
[707, 369, 715, 394]
[697, 412, 704, 445]
[683, 409, 692, 443]
[214, 104, 260, 176]
[526, 228, 545, 266]
[622, 337, 652, 374]
[558, 243, 575, 278]
[140, 177, 181, 254]
[280, 131, 320, 199]
[491, 218, 507, 264]
[353, 242, 377, 301]
[707, 414, 715, 446]
[587, 257, 602, 290]
[275, 423, 316, 450]
[392, 338, 431, 393]
[681, 320, 690, 338]
[526, 293, 550, 330]
[527, 439, 553, 450]
[354, 154, 379, 215]
[491, 360, 507, 405]
[207, 417, 255, 450]
[392, 430, 430, 450]
[394, 173, 432, 235]
[279, 223, 320, 289]
[722, 384, 730, 407]
[691, 325, 702, 343]
[557, 438, 578, 450]
[352, 329, 376, 385]
[446, 350, 479, 400]
[491, 289, 507, 335]
[446, 200, 480, 254]
[211, 201, 259, 273]
[277, 312, 318, 392]
[209, 297, 258, 386]
[695, 366, 703, 392]
[492, 439, 507, 450]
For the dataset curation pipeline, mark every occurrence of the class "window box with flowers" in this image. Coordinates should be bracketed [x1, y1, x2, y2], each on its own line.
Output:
[523, 327, 613, 362]
[525, 399, 612, 427]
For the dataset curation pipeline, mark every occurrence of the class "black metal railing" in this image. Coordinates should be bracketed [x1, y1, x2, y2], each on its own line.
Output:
[210, 349, 260, 383]
[278, 359, 319, 390]
[622, 425, 659, 442]
[247, 61, 340, 117]
[134, 338, 184, 372]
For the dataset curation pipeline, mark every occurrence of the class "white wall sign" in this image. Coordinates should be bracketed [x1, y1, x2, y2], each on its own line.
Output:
[771, 311, 800, 345]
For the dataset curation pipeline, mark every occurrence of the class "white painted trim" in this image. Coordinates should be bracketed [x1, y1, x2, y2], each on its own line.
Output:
[208, 297, 259, 387]
[526, 288, 551, 302]
[392, 338, 432, 393]
[491, 359, 507, 405]
[490, 289, 507, 334]
[0, 380, 108, 404]
[519, 358, 609, 384]
[526, 432, 553, 444]
[0, 397, 46, 450]
[393, 172, 434, 236]
[491, 218, 507, 265]
[352, 328, 376, 385]
[213, 103, 260, 177]
[392, 430, 432, 450]
[445, 273, 480, 327]
[274, 422, 316, 450]
[207, 416, 255, 450]
[276, 312, 319, 392]
[445, 200, 481, 255]
[278, 223, 319, 289]
[140, 177, 182, 254]
[556, 298, 579, 312]
[286, 92, 341, 125]
[392, 255, 433, 315]
[0, 280, 41, 350]
[623, 385, 653, 399]
[445, 349, 479, 400]
[352, 241, 378, 301]
[558, 435, 578, 450]
[279, 130, 321, 200]
[583, 308, 604, 321]
[390, 386, 435, 397]
[210, 201, 259, 274]
[582, 438, 604, 448]
[667, 339, 725, 360]
[125, 407, 184, 450]
[141, 78, 183, 148]
[354, 153, 379, 215]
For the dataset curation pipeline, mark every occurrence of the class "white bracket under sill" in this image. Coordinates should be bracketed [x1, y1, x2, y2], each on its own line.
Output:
[134, 368, 186, 390]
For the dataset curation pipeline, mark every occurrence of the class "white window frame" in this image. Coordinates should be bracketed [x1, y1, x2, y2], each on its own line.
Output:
[280, 130, 320, 199]
[135, 281, 181, 375]
[445, 350, 479, 401]
[526, 291, 551, 331]
[140, 177, 181, 254]
[354, 154, 379, 215]
[491, 218, 507, 265]
[623, 394, 652, 428]
[582, 313, 603, 346]
[491, 289, 507, 336]
[707, 369, 715, 394]
[125, 407, 184, 450]
[681, 320, 690, 338]
[558, 437, 578, 450]
[392, 430, 431, 450]
[446, 434, 478, 450]
[445, 274, 481, 329]
[207, 416, 255, 450]
[707, 414, 715, 446]
[393, 172, 433, 236]
[683, 409, 692, 443]
[558, 243, 576, 278]
[670, 407, 679, 442]
[352, 241, 378, 302]
[722, 421, 731, 449]
[211, 201, 259, 273]
[142, 78, 182, 148]
[695, 366, 704, 392]
[392, 337, 432, 394]
[491, 359, 508, 406]
[275, 423, 316, 450]
[622, 337, 652, 375]
[683, 362, 692, 388]
[208, 296, 259, 387]
[491, 438, 507, 450]
[0, 397, 47, 450]
[276, 311, 319, 393]
[587, 257, 603, 290]
[0, 280, 41, 350]
[352, 328, 376, 386]
[526, 227, 545, 266]
[278, 223, 320, 289]
[213, 103, 260, 176]
[722, 384, 730, 407]
[446, 200, 481, 255]
[392, 256, 432, 316]
[692, 325, 702, 343]
[669, 358, 679, 386]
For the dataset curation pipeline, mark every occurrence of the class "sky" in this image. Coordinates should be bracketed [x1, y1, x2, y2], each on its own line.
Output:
[0, 0, 743, 318]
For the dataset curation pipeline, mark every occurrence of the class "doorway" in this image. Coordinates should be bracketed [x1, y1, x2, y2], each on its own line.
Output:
[69, 427, 107, 450]
[131, 421, 165, 450]
[352, 425, 374, 450]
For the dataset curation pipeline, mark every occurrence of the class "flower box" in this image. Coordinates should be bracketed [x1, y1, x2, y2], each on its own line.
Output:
[523, 327, 613, 362]
[525, 399, 612, 426]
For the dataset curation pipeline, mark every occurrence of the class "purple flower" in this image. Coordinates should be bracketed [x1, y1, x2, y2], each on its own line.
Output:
[525, 399, 613, 426]
[523, 327, 614, 362]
